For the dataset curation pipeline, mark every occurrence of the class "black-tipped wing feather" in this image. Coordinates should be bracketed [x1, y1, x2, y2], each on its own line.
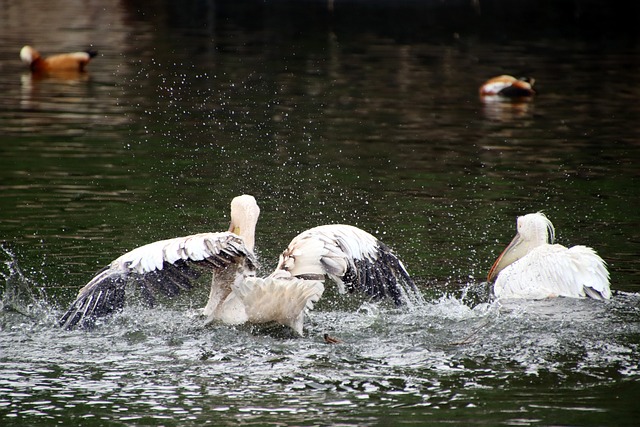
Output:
[59, 232, 256, 329]
[274, 224, 422, 306]
[346, 241, 418, 305]
[58, 267, 127, 329]
[140, 260, 203, 301]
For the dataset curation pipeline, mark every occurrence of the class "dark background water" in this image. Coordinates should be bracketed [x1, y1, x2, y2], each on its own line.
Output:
[1, 0, 639, 425]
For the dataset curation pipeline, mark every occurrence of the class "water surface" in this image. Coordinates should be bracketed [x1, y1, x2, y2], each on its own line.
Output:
[1, 0, 639, 425]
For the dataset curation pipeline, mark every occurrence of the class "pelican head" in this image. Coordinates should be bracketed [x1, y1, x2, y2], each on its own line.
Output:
[20, 46, 39, 65]
[487, 212, 555, 282]
[228, 195, 260, 251]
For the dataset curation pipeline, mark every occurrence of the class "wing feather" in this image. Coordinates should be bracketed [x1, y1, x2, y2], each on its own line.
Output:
[59, 232, 256, 329]
[568, 245, 611, 300]
[272, 224, 422, 306]
[59, 267, 127, 329]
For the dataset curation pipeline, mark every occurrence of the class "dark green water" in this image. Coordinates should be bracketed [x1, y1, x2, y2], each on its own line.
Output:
[1, 0, 639, 425]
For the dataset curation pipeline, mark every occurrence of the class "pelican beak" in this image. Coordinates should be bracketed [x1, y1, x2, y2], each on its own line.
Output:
[229, 220, 240, 236]
[487, 233, 524, 282]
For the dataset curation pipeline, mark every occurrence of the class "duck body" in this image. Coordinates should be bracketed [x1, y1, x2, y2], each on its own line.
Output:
[20, 45, 97, 73]
[480, 75, 535, 98]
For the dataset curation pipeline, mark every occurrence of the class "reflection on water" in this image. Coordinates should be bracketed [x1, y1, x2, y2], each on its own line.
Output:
[1, 0, 639, 425]
[480, 97, 534, 122]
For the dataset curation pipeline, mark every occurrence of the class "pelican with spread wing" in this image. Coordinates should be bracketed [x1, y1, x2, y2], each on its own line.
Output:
[60, 195, 323, 335]
[487, 212, 611, 300]
[271, 224, 422, 306]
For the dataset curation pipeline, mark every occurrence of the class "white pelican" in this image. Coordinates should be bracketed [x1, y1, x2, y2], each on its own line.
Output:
[60, 195, 324, 335]
[20, 45, 97, 73]
[271, 224, 423, 306]
[479, 75, 536, 98]
[59, 196, 421, 335]
[487, 212, 611, 300]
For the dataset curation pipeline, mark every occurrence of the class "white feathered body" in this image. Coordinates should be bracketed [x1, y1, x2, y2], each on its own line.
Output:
[490, 213, 611, 301]
[226, 277, 324, 335]
[494, 244, 610, 300]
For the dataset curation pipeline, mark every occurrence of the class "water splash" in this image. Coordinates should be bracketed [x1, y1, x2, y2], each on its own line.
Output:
[0, 245, 47, 318]
[0, 253, 637, 426]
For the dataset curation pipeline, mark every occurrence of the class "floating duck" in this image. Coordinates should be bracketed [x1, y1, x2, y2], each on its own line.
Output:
[59, 195, 421, 335]
[479, 75, 535, 98]
[487, 212, 611, 300]
[20, 45, 97, 73]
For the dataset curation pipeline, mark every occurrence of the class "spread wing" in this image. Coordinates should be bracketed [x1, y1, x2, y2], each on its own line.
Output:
[59, 232, 256, 329]
[271, 224, 423, 306]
